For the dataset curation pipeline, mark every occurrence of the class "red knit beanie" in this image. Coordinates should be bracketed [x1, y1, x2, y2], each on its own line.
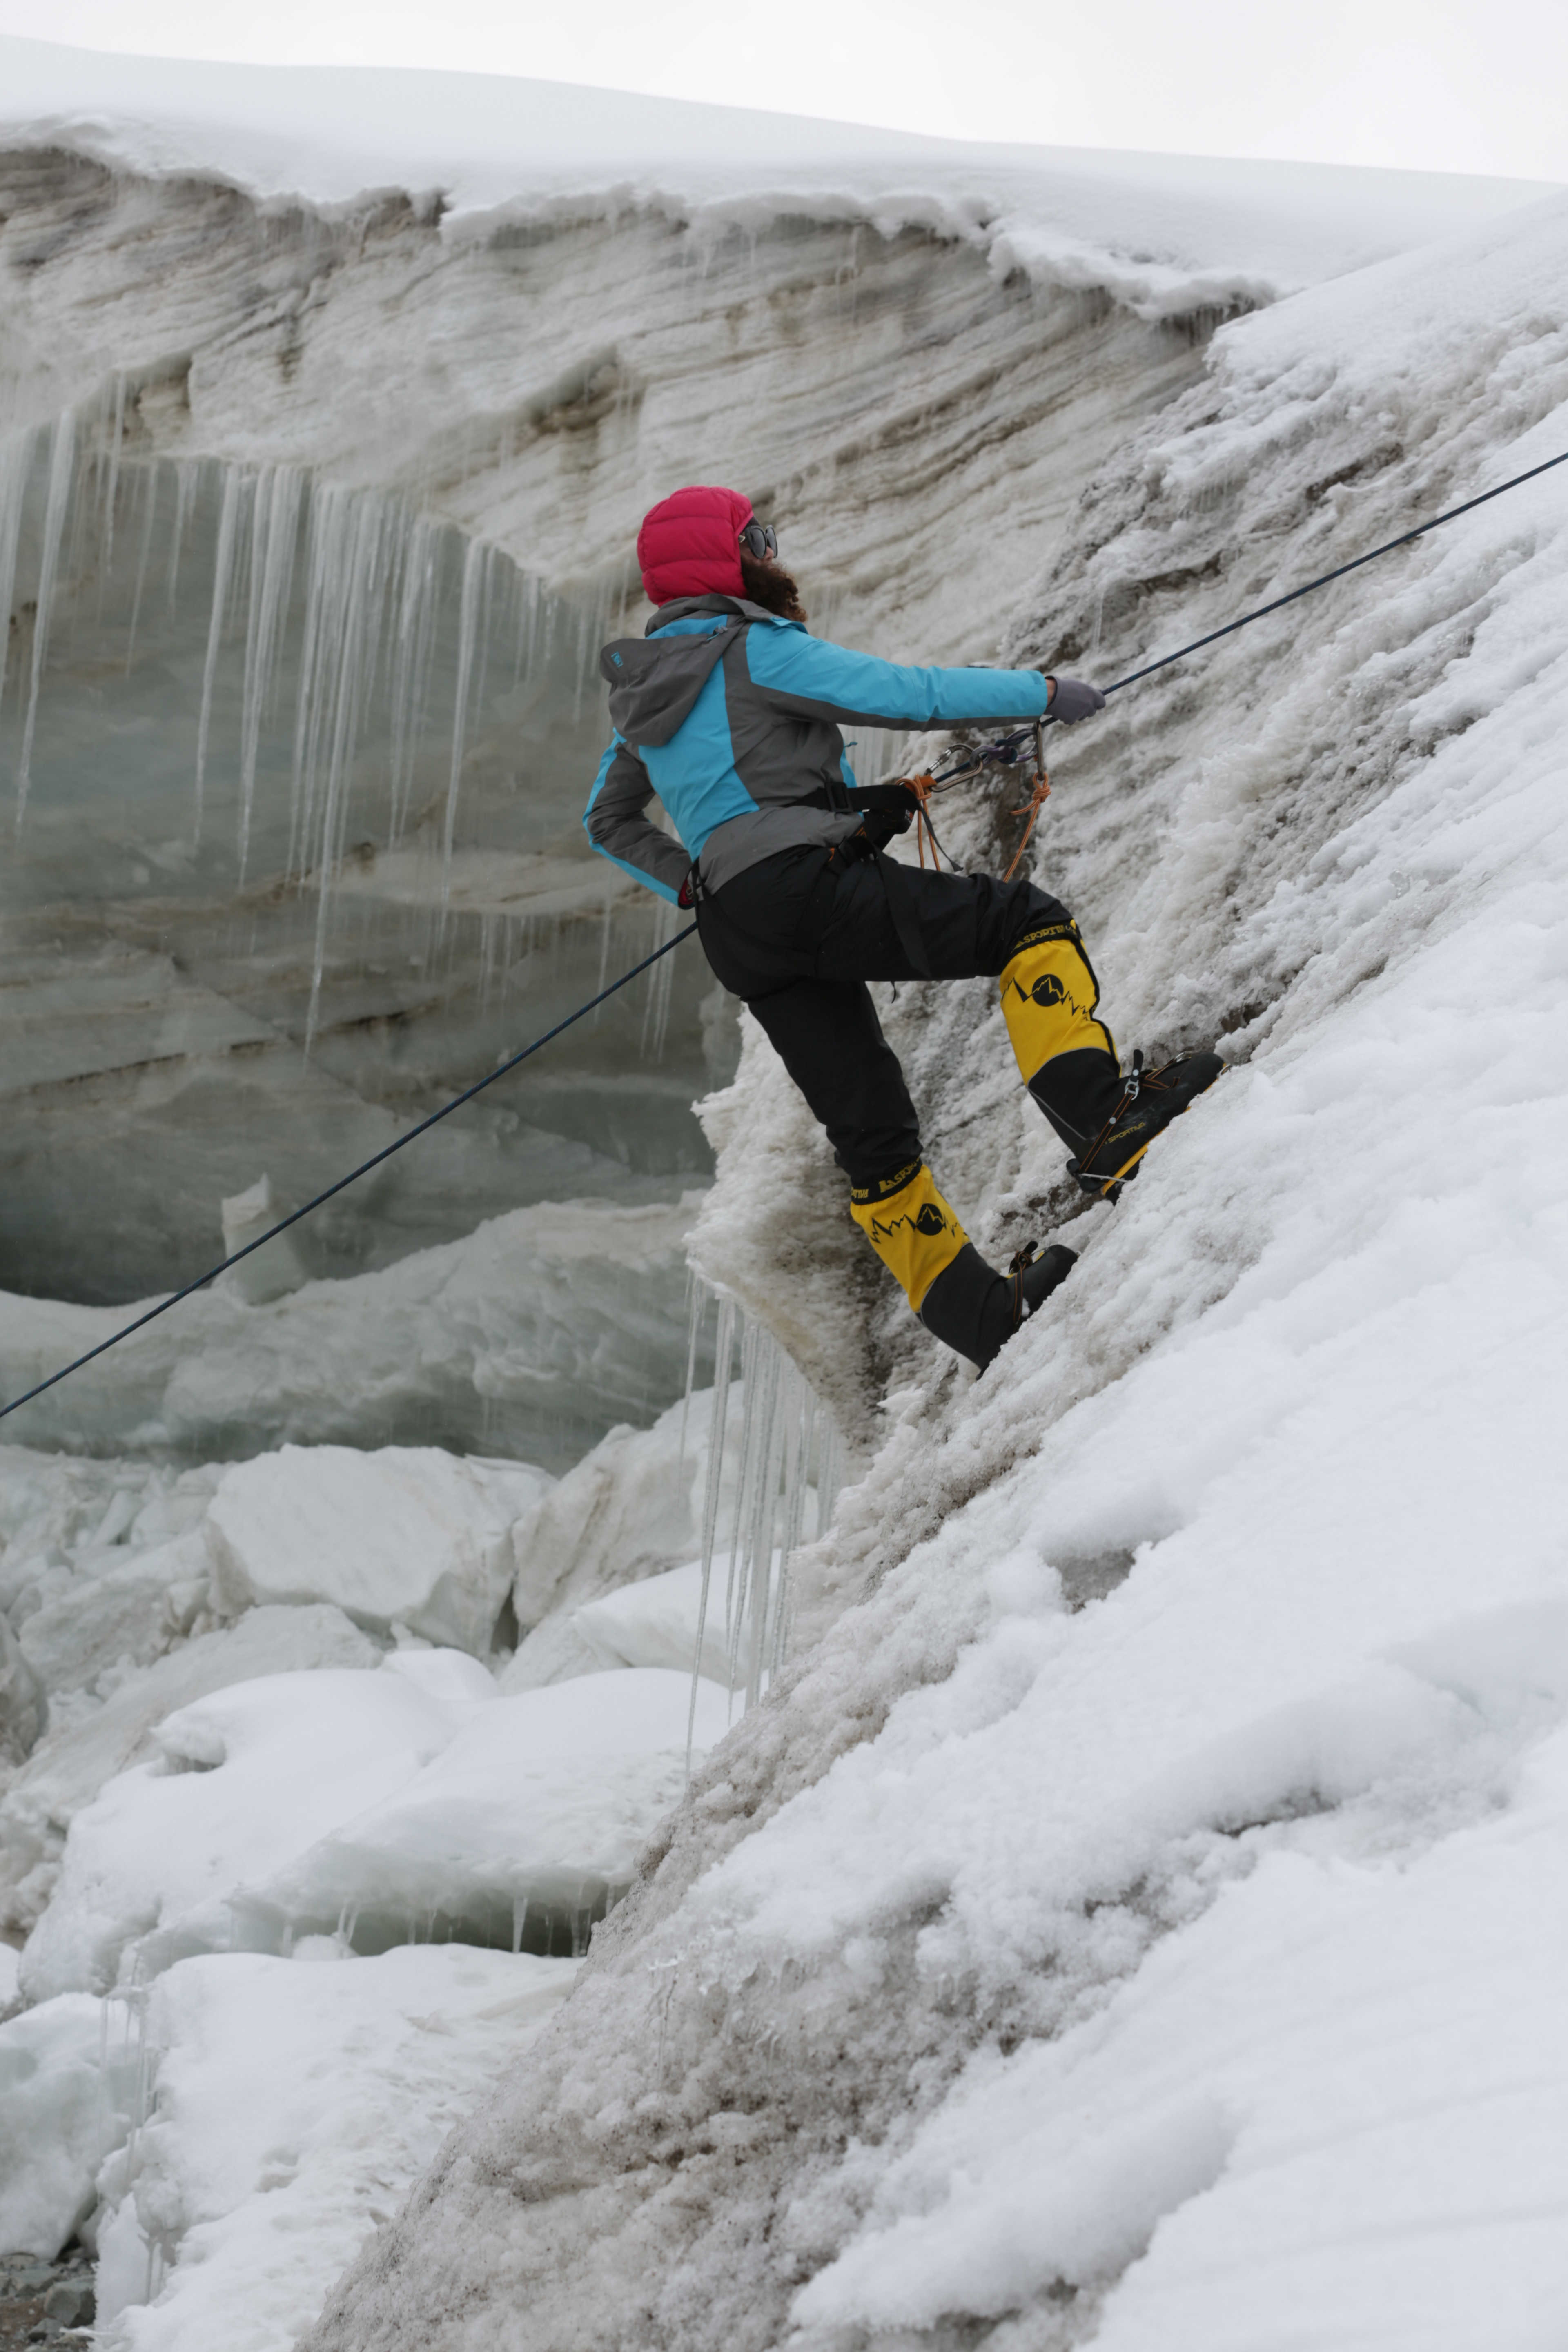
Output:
[637, 484, 753, 606]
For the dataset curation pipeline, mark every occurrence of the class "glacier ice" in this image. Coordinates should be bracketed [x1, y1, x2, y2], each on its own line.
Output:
[246, 1668, 735, 1958]
[17, 1658, 466, 2001]
[3, 48, 1568, 2352]
[0, 1992, 140, 2258]
[218, 1178, 309, 1307]
[0, 1195, 699, 1467]
[204, 1443, 549, 1653]
[0, 1607, 381, 1949]
[87, 1945, 576, 2352]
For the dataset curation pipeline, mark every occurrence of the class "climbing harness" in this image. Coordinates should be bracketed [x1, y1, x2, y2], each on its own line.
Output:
[906, 774, 941, 868]
[1000, 719, 1051, 883]
[5, 447, 1565, 1417]
[0, 924, 697, 1425]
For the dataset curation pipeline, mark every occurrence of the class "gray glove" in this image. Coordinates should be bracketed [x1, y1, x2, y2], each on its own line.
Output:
[1047, 675, 1106, 723]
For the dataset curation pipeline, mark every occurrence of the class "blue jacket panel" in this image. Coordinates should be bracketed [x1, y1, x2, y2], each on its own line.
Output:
[586, 597, 1052, 897]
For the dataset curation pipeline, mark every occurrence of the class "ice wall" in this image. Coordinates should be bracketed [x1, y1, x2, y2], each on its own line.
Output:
[299, 196, 1568, 2352]
[0, 411, 712, 1306]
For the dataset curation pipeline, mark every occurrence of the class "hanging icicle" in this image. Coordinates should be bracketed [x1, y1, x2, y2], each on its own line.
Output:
[684, 1281, 842, 1762]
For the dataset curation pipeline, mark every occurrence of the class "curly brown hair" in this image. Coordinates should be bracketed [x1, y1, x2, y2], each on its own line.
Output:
[739, 547, 808, 626]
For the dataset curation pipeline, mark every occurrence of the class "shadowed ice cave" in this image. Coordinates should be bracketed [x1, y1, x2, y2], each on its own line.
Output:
[0, 414, 723, 1308]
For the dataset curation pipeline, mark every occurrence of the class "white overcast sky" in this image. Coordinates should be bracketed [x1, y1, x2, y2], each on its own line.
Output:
[4, 0, 1564, 184]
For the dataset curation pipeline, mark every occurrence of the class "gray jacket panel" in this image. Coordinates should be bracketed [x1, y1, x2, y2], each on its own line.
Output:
[721, 632, 853, 814]
[601, 616, 742, 748]
[696, 804, 865, 893]
[584, 738, 693, 894]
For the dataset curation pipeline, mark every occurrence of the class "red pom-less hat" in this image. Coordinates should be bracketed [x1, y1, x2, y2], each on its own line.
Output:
[637, 484, 754, 607]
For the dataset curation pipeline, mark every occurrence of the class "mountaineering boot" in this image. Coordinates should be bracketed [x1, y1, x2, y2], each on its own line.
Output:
[1011, 1240, 1078, 1319]
[919, 1236, 1078, 1370]
[1000, 920, 1126, 1147]
[849, 1161, 970, 1315]
[999, 919, 1223, 1198]
[1000, 920, 1118, 1082]
[849, 1161, 1078, 1372]
[1064, 1050, 1226, 1199]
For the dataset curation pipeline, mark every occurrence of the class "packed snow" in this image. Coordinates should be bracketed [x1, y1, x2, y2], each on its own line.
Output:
[87, 1945, 576, 2352]
[2, 38, 1568, 2352]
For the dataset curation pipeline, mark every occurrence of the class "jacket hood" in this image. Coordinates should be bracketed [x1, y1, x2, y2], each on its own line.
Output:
[600, 599, 788, 746]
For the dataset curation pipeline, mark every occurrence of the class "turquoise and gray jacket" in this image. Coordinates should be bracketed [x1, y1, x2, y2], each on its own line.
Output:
[585, 594, 1054, 903]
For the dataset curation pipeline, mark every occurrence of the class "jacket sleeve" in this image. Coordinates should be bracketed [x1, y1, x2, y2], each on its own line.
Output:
[584, 736, 689, 904]
[741, 624, 1054, 730]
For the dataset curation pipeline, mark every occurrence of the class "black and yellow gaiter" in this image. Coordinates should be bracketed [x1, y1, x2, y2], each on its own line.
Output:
[849, 1160, 967, 1312]
[999, 919, 1116, 1086]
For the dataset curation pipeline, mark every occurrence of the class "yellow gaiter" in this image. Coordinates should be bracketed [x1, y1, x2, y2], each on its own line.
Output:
[849, 1161, 967, 1312]
[999, 919, 1117, 1087]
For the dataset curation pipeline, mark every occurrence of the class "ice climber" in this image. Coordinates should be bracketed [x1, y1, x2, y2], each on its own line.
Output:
[586, 485, 1222, 1372]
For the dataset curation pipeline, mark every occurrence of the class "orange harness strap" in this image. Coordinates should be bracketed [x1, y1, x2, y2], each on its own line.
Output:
[1001, 721, 1051, 882]
[905, 772, 942, 869]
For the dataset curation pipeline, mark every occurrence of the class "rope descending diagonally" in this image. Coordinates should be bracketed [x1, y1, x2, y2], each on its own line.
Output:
[0, 923, 698, 1425]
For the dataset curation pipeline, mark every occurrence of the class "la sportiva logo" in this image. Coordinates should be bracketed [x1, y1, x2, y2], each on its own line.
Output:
[873, 1202, 948, 1245]
[1013, 970, 1086, 1014]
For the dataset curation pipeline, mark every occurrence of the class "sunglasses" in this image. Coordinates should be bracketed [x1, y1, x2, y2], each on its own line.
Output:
[738, 521, 778, 561]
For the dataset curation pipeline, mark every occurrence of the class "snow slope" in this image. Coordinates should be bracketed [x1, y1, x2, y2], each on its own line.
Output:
[300, 193, 1568, 2352]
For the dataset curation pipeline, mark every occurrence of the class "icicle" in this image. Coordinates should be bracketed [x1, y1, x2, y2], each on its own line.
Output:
[194, 464, 243, 844]
[124, 459, 160, 673]
[165, 458, 197, 617]
[388, 516, 440, 841]
[237, 465, 303, 880]
[677, 1273, 708, 1483]
[16, 409, 75, 826]
[639, 897, 682, 1059]
[742, 1341, 787, 1711]
[684, 1307, 842, 1744]
[688, 1294, 738, 1765]
[0, 423, 35, 723]
[445, 533, 486, 874]
[101, 370, 127, 584]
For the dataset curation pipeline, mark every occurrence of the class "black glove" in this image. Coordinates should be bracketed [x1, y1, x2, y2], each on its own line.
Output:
[1047, 676, 1106, 723]
[849, 781, 919, 848]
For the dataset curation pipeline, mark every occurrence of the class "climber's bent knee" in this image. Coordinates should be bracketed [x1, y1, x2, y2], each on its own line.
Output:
[849, 1161, 967, 1312]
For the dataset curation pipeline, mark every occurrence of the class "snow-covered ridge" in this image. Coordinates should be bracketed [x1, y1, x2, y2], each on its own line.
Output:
[0, 35, 1555, 323]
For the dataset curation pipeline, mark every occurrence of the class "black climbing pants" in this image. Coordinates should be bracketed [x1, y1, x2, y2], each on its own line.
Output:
[695, 842, 1069, 1188]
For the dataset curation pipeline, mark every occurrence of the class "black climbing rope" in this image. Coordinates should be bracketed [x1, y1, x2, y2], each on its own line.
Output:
[0, 923, 697, 1425]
